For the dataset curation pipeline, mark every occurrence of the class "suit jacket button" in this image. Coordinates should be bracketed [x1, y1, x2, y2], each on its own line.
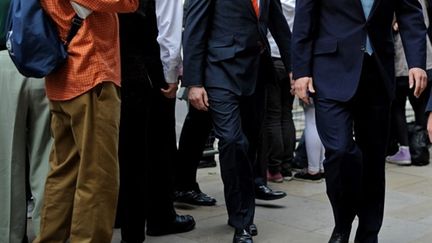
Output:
[360, 46, 366, 51]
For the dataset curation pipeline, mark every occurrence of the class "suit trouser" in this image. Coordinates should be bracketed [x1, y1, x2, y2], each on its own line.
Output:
[0, 51, 51, 243]
[174, 105, 213, 192]
[35, 82, 120, 243]
[389, 75, 431, 147]
[146, 89, 178, 228]
[116, 81, 177, 243]
[176, 100, 270, 191]
[259, 58, 296, 175]
[207, 86, 265, 229]
[315, 55, 390, 243]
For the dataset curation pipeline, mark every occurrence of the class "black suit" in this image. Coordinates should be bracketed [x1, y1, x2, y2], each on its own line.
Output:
[292, 0, 426, 241]
[183, 0, 291, 230]
[115, 3, 177, 242]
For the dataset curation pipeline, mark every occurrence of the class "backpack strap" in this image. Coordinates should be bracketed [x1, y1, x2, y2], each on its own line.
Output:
[64, 14, 83, 48]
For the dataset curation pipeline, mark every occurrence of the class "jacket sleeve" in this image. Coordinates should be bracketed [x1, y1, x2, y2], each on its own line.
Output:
[182, 0, 212, 87]
[72, 0, 139, 13]
[268, 0, 292, 73]
[291, 0, 319, 80]
[396, 0, 427, 70]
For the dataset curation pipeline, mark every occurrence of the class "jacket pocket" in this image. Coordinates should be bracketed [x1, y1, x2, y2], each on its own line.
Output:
[208, 35, 235, 47]
[207, 35, 236, 62]
[313, 39, 338, 55]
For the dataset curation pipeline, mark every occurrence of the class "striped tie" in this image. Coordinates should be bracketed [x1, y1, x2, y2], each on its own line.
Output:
[251, 0, 259, 17]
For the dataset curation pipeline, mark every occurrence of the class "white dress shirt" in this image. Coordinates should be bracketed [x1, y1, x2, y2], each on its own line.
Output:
[155, 0, 183, 84]
[267, 0, 295, 58]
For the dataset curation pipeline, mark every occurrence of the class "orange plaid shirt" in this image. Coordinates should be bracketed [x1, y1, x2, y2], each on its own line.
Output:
[40, 0, 139, 101]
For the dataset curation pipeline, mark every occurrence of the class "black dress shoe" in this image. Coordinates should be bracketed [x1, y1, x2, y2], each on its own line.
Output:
[233, 229, 253, 243]
[197, 155, 217, 168]
[174, 190, 217, 206]
[146, 214, 195, 236]
[328, 232, 349, 243]
[255, 185, 286, 200]
[227, 221, 258, 236]
[248, 224, 258, 236]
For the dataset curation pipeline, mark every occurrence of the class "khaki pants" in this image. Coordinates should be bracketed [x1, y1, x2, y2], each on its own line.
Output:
[35, 82, 121, 243]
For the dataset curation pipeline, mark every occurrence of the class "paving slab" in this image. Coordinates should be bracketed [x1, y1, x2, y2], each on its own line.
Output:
[26, 157, 432, 243]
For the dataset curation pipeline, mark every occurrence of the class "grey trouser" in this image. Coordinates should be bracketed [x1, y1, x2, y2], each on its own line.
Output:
[0, 50, 51, 243]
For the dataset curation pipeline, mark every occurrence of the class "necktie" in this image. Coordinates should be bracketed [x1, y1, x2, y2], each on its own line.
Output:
[360, 0, 374, 54]
[251, 0, 259, 17]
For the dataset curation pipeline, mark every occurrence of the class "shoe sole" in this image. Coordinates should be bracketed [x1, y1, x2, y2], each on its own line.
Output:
[292, 177, 323, 183]
[146, 221, 196, 236]
[255, 194, 287, 200]
[175, 199, 217, 206]
[267, 178, 283, 183]
[386, 159, 411, 165]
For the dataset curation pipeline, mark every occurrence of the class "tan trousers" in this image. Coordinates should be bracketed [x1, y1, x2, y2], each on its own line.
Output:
[35, 82, 121, 243]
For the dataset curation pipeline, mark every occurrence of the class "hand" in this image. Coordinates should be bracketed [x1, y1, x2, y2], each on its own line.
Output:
[428, 113, 432, 143]
[161, 82, 178, 99]
[289, 72, 295, 95]
[188, 86, 209, 111]
[393, 22, 398, 32]
[408, 67, 427, 98]
[294, 76, 315, 105]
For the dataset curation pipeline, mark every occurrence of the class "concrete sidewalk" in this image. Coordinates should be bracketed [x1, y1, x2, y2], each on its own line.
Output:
[26, 157, 432, 242]
[110, 158, 432, 243]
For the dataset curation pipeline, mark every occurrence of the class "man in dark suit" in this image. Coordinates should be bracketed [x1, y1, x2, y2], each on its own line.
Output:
[115, 1, 195, 242]
[183, 0, 291, 242]
[292, 0, 427, 242]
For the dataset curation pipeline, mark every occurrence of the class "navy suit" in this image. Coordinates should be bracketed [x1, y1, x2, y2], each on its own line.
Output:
[292, 0, 426, 242]
[183, 0, 291, 230]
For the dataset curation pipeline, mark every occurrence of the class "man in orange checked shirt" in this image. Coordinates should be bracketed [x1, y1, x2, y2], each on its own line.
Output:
[34, 0, 138, 242]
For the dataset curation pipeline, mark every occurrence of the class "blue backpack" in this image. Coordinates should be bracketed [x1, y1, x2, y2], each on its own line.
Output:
[5, 0, 83, 78]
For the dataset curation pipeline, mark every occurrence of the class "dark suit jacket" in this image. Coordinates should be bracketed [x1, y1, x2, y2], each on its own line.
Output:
[119, 0, 166, 90]
[292, 0, 426, 102]
[182, 0, 291, 96]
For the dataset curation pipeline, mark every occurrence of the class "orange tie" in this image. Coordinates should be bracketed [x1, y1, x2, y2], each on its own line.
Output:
[251, 0, 259, 17]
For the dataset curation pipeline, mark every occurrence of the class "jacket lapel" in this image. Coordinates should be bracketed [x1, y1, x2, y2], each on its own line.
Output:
[245, 0, 259, 19]
[259, 0, 267, 19]
[355, 0, 365, 19]
[368, 0, 381, 20]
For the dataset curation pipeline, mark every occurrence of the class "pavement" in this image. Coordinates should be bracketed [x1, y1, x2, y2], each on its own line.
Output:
[27, 99, 432, 242]
[110, 158, 432, 243]
[27, 157, 432, 243]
